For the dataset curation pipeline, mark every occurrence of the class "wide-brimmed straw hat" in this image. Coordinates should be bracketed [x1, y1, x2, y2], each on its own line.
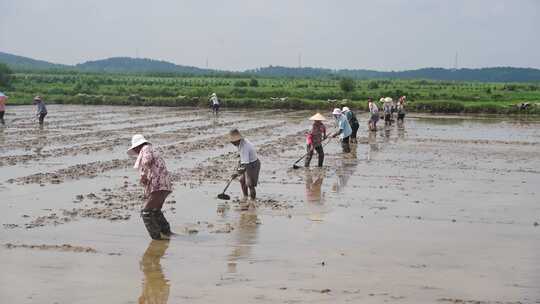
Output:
[342, 106, 350, 112]
[309, 113, 326, 121]
[384, 97, 393, 103]
[211, 92, 217, 97]
[34, 96, 42, 101]
[127, 134, 149, 155]
[229, 129, 243, 142]
[332, 108, 342, 115]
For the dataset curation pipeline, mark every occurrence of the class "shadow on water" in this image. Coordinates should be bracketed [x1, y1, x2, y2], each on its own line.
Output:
[138, 240, 170, 304]
[227, 212, 260, 273]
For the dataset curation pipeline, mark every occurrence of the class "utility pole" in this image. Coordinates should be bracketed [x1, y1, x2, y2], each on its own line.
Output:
[298, 53, 302, 68]
[453, 52, 458, 71]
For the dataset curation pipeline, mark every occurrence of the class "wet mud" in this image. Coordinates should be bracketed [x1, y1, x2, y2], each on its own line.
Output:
[1, 106, 539, 303]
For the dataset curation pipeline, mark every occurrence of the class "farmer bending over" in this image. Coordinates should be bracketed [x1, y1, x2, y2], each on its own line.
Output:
[330, 108, 352, 153]
[0, 91, 7, 125]
[305, 113, 327, 167]
[229, 129, 261, 207]
[128, 134, 173, 240]
[210, 93, 220, 115]
[33, 96, 47, 126]
[368, 98, 379, 131]
[342, 106, 360, 143]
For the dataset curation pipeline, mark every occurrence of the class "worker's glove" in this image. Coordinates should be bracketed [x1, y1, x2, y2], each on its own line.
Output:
[231, 173, 239, 179]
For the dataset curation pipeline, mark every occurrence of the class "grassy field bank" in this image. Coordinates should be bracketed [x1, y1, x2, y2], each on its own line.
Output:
[3, 72, 540, 114]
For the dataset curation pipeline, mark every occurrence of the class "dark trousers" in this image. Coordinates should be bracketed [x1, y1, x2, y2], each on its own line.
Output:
[141, 209, 171, 240]
[212, 104, 220, 114]
[38, 112, 47, 125]
[351, 123, 359, 140]
[341, 136, 351, 153]
[305, 145, 324, 167]
[0, 111, 4, 125]
[141, 190, 171, 239]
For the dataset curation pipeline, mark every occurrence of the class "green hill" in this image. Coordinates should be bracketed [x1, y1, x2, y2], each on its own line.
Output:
[1, 51, 539, 82]
[0, 51, 69, 71]
[75, 57, 215, 75]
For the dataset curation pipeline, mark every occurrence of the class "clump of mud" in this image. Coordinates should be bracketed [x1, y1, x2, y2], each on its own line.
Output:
[180, 221, 236, 234]
[229, 198, 294, 210]
[4, 243, 98, 253]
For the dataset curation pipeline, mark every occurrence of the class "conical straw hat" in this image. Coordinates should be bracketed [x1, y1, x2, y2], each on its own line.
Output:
[309, 113, 327, 121]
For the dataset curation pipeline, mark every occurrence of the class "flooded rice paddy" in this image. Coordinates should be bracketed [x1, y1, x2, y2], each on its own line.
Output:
[0, 105, 539, 303]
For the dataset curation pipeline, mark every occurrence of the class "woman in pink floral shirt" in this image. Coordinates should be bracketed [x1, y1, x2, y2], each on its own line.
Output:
[128, 134, 173, 240]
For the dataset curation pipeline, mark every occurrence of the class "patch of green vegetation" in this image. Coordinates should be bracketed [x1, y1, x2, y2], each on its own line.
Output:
[3, 72, 540, 115]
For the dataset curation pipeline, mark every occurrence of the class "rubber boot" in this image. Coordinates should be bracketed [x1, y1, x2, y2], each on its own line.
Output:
[141, 209, 162, 240]
[318, 151, 324, 167]
[156, 210, 171, 236]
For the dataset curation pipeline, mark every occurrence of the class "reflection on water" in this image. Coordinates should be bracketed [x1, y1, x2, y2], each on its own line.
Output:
[227, 212, 259, 273]
[333, 144, 358, 193]
[305, 169, 325, 204]
[139, 240, 170, 304]
[383, 125, 391, 143]
[34, 129, 47, 155]
[0, 127, 4, 145]
[367, 131, 378, 161]
[397, 123, 406, 140]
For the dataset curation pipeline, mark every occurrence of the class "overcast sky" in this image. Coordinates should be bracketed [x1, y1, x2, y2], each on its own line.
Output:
[0, 0, 538, 71]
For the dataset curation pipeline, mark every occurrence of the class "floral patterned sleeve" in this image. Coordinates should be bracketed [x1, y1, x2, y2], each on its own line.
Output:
[138, 146, 154, 180]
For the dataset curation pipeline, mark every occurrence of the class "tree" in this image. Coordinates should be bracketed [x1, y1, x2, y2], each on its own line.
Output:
[367, 80, 379, 90]
[339, 77, 355, 93]
[249, 78, 259, 87]
[0, 63, 13, 88]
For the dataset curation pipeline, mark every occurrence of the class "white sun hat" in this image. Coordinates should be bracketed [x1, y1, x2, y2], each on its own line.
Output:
[309, 113, 327, 121]
[342, 106, 350, 112]
[211, 92, 217, 96]
[127, 134, 149, 155]
[332, 108, 342, 115]
[384, 97, 393, 103]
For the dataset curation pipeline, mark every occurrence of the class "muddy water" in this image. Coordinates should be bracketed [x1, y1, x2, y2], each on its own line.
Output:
[1, 105, 539, 303]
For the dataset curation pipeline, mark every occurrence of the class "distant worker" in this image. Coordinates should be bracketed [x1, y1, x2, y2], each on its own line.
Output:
[210, 93, 220, 115]
[397, 96, 406, 124]
[305, 113, 327, 167]
[33, 96, 47, 126]
[330, 108, 352, 153]
[368, 98, 379, 131]
[342, 106, 360, 143]
[128, 134, 173, 240]
[230, 129, 261, 207]
[0, 91, 7, 125]
[383, 97, 393, 126]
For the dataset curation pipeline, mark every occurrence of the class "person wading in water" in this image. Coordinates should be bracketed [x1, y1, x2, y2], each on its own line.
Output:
[128, 134, 173, 240]
[229, 129, 261, 210]
[305, 113, 327, 167]
[368, 98, 379, 131]
[330, 108, 352, 153]
[342, 106, 359, 143]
